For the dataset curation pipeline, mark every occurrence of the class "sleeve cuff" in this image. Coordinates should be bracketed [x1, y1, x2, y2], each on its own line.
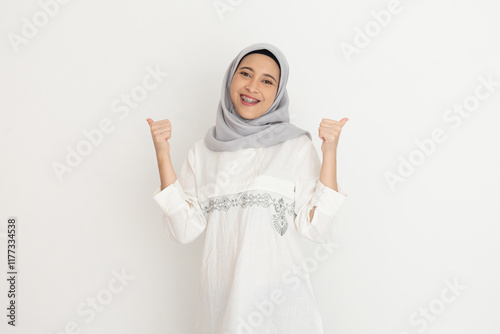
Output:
[310, 180, 347, 217]
[152, 179, 186, 215]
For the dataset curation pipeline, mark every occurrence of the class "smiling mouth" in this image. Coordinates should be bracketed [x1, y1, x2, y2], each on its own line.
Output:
[240, 95, 260, 105]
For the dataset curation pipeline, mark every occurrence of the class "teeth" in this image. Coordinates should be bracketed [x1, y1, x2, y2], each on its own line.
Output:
[241, 95, 259, 103]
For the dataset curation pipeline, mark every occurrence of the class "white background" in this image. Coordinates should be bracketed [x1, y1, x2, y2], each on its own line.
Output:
[1, 0, 499, 333]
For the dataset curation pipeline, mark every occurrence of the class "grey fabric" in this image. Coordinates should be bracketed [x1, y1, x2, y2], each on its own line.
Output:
[204, 43, 312, 152]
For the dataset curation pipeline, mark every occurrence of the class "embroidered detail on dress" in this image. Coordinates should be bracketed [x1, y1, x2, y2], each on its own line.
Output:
[201, 192, 295, 236]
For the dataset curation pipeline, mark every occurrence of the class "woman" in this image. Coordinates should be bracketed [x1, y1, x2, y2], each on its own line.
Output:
[147, 43, 348, 334]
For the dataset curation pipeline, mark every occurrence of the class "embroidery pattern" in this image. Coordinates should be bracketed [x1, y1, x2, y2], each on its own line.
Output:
[201, 192, 295, 236]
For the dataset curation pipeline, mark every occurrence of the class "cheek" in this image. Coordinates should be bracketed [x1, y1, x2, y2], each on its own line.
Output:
[266, 89, 278, 104]
[229, 82, 240, 105]
[229, 86, 237, 103]
[230, 75, 241, 91]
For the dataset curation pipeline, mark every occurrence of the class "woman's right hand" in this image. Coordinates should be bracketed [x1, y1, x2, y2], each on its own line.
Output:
[146, 118, 171, 157]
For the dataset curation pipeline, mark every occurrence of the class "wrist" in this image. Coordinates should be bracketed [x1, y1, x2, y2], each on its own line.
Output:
[156, 151, 171, 161]
[322, 149, 337, 158]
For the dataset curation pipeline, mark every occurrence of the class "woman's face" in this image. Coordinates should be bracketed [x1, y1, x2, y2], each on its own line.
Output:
[230, 53, 280, 120]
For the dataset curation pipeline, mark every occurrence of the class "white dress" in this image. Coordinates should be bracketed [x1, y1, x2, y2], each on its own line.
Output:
[152, 133, 347, 334]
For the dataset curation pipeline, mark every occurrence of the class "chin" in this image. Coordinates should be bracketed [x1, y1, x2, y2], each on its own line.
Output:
[233, 103, 267, 120]
[237, 112, 255, 120]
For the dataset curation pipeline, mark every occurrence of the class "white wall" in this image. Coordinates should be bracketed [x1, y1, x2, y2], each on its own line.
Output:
[1, 0, 499, 333]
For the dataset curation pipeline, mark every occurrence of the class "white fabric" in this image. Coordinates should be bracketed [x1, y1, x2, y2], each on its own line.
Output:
[152, 133, 347, 334]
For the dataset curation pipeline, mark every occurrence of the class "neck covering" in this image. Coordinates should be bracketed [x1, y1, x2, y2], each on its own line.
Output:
[204, 42, 312, 152]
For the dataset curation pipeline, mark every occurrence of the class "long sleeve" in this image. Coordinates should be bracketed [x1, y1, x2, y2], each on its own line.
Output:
[293, 137, 348, 244]
[152, 146, 207, 244]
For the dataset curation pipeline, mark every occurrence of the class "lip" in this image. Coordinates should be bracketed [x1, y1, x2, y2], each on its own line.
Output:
[240, 94, 260, 106]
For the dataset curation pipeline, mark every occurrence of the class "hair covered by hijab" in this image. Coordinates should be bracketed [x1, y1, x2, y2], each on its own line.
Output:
[238, 49, 281, 71]
[204, 42, 312, 152]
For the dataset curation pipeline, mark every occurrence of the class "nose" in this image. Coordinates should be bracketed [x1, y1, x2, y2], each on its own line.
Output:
[245, 78, 259, 93]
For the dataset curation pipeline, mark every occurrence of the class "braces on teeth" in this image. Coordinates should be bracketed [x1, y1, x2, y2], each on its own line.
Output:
[241, 95, 259, 103]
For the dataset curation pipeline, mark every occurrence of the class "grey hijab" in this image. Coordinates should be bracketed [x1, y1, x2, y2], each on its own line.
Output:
[204, 43, 312, 152]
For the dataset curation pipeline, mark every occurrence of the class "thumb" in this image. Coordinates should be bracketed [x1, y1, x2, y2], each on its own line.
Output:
[340, 118, 349, 127]
[146, 118, 153, 125]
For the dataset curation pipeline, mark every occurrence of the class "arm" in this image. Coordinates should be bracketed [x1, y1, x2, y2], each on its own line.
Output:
[153, 147, 207, 244]
[309, 149, 338, 221]
[294, 135, 347, 244]
[157, 153, 192, 209]
[309, 117, 348, 222]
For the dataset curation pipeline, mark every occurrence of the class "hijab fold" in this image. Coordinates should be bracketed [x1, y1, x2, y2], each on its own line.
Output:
[204, 43, 312, 152]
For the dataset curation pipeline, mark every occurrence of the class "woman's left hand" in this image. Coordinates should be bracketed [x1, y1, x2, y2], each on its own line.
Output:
[319, 117, 349, 155]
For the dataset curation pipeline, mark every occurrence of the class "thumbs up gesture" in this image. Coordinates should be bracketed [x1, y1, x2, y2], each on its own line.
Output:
[319, 118, 349, 155]
[146, 118, 172, 158]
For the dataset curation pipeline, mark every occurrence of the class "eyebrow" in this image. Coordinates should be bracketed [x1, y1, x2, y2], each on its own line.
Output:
[238, 66, 279, 83]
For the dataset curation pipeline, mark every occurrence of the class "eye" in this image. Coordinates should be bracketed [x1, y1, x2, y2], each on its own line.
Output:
[263, 79, 273, 85]
[240, 71, 250, 77]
